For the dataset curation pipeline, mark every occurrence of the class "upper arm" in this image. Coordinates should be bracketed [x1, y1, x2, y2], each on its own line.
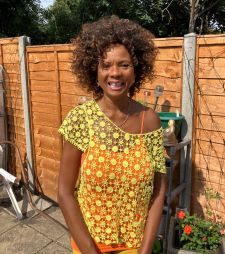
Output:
[58, 105, 90, 152]
[144, 108, 161, 132]
[58, 105, 90, 195]
[153, 172, 168, 195]
[58, 141, 82, 196]
[144, 109, 166, 174]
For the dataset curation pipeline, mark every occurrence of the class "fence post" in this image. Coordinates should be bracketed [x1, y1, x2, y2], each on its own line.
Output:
[180, 33, 197, 210]
[0, 65, 8, 170]
[181, 33, 196, 141]
[18, 36, 35, 192]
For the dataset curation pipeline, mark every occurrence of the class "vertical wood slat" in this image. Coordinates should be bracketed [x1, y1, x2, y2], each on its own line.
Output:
[54, 51, 63, 154]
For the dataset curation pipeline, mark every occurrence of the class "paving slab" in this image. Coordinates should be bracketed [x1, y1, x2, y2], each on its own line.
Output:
[25, 213, 66, 241]
[46, 205, 68, 227]
[57, 233, 72, 251]
[0, 196, 72, 254]
[0, 223, 51, 254]
[0, 209, 19, 235]
[36, 242, 71, 254]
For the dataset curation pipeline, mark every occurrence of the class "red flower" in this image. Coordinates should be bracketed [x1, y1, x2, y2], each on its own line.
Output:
[220, 229, 225, 235]
[177, 210, 186, 219]
[184, 225, 192, 235]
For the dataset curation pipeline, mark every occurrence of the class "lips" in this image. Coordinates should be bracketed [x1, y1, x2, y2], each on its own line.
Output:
[107, 81, 125, 91]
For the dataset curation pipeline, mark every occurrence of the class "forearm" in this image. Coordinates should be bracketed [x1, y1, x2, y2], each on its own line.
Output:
[58, 193, 98, 254]
[138, 174, 167, 254]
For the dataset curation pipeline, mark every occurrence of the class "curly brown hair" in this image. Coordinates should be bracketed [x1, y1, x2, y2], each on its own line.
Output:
[72, 15, 157, 97]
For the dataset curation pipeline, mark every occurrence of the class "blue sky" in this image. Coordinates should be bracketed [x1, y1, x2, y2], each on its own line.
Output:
[40, 0, 54, 9]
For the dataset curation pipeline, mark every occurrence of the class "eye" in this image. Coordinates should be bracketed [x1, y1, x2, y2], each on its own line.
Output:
[101, 63, 110, 70]
[120, 63, 132, 69]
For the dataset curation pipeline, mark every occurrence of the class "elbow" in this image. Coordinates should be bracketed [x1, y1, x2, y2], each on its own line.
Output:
[57, 185, 75, 206]
[57, 188, 64, 208]
[57, 186, 68, 207]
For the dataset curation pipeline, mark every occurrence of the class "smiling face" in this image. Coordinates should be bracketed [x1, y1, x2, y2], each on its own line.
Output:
[97, 44, 135, 100]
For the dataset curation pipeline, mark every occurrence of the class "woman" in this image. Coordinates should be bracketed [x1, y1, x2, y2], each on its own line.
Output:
[58, 16, 167, 254]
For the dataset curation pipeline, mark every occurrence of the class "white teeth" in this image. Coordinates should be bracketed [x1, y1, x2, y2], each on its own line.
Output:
[108, 82, 123, 87]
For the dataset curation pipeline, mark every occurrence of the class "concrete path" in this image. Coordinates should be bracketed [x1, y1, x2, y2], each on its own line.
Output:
[0, 204, 72, 254]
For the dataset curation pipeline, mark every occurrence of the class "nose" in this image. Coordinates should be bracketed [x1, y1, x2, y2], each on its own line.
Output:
[109, 64, 121, 77]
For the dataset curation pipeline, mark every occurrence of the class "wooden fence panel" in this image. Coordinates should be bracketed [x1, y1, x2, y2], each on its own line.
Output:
[26, 45, 77, 200]
[136, 38, 183, 114]
[192, 35, 225, 221]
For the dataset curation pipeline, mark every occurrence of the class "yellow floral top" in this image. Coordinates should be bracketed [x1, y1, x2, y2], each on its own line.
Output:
[58, 100, 166, 248]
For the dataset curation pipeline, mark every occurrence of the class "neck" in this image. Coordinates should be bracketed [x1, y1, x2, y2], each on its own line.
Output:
[99, 95, 130, 113]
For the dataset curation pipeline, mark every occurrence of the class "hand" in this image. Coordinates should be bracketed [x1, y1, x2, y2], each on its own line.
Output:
[138, 246, 152, 254]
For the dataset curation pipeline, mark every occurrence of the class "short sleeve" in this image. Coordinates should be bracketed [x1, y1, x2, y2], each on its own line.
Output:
[58, 105, 89, 152]
[149, 128, 166, 173]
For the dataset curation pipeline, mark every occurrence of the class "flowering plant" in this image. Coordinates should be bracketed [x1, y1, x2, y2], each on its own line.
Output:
[176, 210, 225, 253]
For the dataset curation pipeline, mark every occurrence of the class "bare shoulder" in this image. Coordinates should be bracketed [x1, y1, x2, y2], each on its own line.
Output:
[144, 107, 161, 132]
[132, 100, 161, 133]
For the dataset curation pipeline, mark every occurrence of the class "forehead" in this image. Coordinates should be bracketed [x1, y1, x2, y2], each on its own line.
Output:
[101, 44, 131, 61]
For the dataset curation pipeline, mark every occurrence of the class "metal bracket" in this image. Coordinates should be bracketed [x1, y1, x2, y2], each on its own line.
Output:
[0, 168, 23, 219]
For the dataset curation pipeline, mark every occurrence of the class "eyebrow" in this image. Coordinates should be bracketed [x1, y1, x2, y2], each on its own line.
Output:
[100, 59, 133, 64]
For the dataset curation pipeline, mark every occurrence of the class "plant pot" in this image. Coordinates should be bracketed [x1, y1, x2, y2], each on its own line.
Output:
[167, 217, 225, 254]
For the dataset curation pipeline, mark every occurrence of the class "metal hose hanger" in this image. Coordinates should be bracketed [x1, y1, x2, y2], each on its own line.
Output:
[0, 140, 68, 232]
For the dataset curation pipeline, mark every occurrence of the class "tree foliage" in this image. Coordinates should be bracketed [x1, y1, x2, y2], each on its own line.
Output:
[0, 0, 47, 44]
[44, 0, 191, 44]
[189, 0, 225, 34]
[0, 0, 224, 44]
[46, 0, 225, 43]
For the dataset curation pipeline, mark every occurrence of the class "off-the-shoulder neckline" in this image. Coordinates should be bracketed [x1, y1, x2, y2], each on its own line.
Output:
[83, 100, 163, 136]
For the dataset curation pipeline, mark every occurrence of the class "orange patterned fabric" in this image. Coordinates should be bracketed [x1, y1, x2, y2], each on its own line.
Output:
[72, 244, 138, 253]
[71, 237, 130, 253]
[59, 100, 166, 249]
